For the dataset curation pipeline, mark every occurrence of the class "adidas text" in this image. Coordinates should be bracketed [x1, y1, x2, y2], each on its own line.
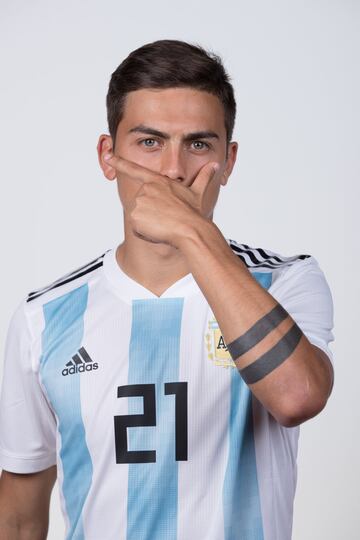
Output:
[62, 363, 98, 376]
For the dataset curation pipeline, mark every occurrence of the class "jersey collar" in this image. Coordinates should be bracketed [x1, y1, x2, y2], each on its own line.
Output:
[103, 246, 201, 303]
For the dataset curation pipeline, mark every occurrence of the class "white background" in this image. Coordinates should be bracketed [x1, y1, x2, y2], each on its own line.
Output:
[0, 1, 359, 538]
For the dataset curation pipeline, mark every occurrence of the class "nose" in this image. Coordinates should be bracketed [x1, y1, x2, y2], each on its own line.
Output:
[159, 144, 186, 182]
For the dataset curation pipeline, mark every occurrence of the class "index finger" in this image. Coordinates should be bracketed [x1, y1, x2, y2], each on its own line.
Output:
[104, 153, 164, 184]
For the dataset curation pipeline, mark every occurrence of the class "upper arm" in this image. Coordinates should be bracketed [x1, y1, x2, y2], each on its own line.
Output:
[0, 300, 57, 474]
[0, 301, 58, 536]
[272, 256, 335, 371]
[0, 465, 57, 531]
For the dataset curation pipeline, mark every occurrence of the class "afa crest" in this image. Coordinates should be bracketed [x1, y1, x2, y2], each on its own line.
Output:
[205, 315, 236, 369]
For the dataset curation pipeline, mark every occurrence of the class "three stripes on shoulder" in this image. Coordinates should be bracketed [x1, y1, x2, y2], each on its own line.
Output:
[26, 251, 109, 303]
[227, 239, 310, 270]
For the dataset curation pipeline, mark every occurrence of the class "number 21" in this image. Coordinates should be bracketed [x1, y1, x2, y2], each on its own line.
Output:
[114, 382, 188, 464]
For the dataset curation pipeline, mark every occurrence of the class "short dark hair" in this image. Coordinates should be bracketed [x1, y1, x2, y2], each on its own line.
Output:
[106, 39, 236, 151]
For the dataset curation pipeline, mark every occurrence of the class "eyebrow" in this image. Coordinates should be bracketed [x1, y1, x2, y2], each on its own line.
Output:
[128, 124, 220, 142]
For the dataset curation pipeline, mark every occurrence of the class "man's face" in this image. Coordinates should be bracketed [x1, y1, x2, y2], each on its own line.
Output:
[98, 87, 237, 220]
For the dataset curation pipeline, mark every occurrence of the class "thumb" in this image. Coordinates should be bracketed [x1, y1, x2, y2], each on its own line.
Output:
[190, 161, 220, 196]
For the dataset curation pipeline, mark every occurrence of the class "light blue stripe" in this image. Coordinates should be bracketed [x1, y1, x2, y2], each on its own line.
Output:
[39, 285, 92, 540]
[252, 271, 273, 290]
[223, 271, 273, 540]
[126, 298, 183, 540]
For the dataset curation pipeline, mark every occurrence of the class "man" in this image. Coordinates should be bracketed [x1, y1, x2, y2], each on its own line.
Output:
[0, 39, 334, 540]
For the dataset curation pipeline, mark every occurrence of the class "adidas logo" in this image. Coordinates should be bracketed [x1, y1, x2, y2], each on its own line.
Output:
[62, 347, 98, 377]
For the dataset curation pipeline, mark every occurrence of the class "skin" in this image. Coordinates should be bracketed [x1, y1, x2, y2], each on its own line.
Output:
[0, 88, 238, 537]
[97, 87, 238, 296]
[0, 84, 333, 536]
[97, 87, 333, 426]
[0, 466, 57, 539]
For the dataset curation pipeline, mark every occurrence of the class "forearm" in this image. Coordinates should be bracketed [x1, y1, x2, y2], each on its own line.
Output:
[178, 218, 332, 426]
[0, 468, 55, 540]
[0, 493, 49, 540]
[0, 518, 48, 540]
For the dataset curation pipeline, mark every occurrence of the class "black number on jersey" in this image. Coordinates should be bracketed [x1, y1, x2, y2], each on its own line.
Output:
[114, 382, 188, 464]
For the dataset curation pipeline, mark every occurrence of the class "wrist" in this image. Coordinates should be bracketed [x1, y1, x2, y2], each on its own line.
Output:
[175, 215, 218, 251]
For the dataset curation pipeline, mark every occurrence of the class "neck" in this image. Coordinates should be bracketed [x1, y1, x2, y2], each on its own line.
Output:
[115, 217, 193, 296]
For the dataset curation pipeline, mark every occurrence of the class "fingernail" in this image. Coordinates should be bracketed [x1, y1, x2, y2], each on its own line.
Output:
[212, 162, 220, 172]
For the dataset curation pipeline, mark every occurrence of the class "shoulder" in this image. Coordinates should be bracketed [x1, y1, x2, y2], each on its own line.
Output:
[226, 238, 334, 358]
[225, 238, 333, 301]
[227, 237, 334, 322]
[25, 249, 110, 309]
[226, 237, 314, 282]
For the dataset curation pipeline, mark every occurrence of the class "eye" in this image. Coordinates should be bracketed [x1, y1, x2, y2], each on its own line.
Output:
[139, 138, 159, 148]
[191, 140, 210, 150]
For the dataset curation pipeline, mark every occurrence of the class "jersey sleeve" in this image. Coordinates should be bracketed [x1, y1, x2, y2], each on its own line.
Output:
[0, 299, 57, 473]
[271, 256, 335, 367]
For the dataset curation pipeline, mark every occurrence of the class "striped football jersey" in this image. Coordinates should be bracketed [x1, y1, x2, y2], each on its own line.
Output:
[0, 239, 334, 540]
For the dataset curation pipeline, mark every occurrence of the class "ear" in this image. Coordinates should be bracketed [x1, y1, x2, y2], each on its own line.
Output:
[97, 134, 116, 181]
[221, 141, 238, 186]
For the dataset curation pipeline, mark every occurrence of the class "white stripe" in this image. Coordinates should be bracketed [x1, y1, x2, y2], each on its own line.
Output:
[177, 296, 229, 540]
[252, 397, 299, 540]
[81, 281, 130, 539]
